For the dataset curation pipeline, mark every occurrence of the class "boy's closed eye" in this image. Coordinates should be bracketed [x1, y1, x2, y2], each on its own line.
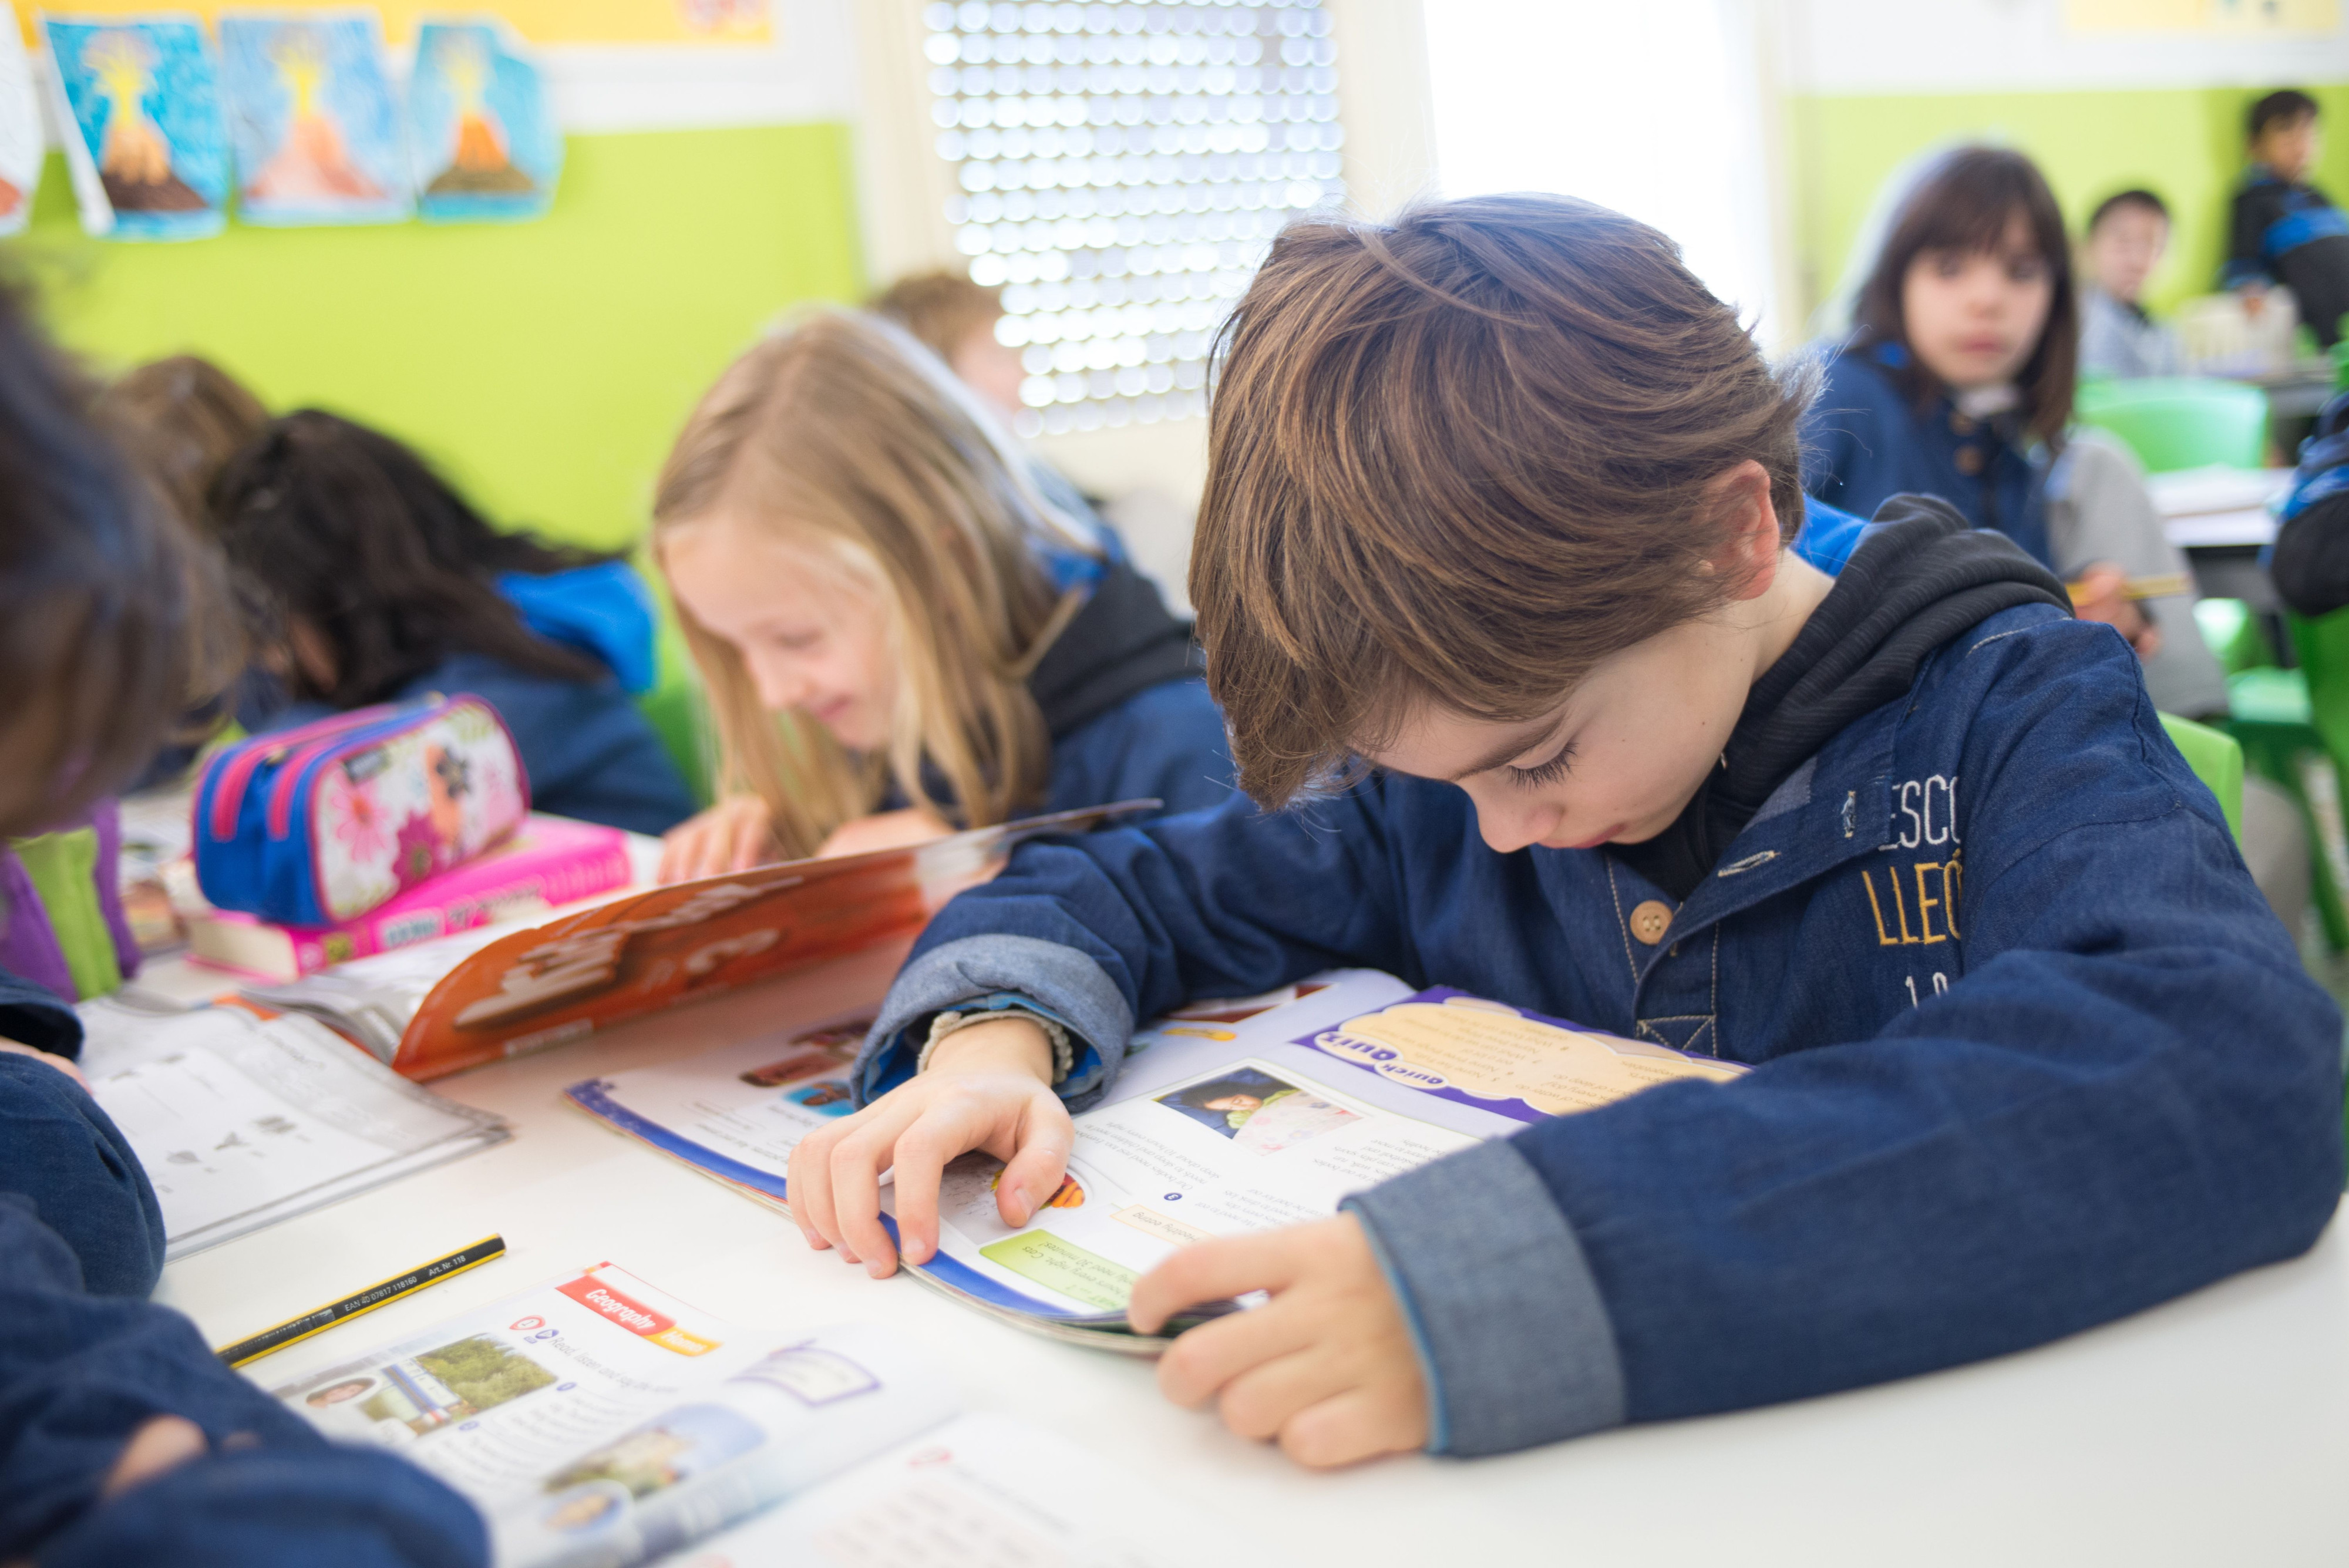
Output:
[1503, 738, 1579, 790]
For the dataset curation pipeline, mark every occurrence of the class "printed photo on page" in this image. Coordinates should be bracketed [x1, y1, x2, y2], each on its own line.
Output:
[902, 1055, 1479, 1323]
[274, 1266, 955, 1568]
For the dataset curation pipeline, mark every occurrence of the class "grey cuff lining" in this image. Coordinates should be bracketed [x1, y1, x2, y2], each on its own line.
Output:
[1346, 1139, 1627, 1456]
[855, 934, 1136, 1109]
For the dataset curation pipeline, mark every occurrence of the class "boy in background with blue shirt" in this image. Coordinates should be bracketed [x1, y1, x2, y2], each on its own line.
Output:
[2228, 89, 2349, 348]
[786, 196, 2344, 1467]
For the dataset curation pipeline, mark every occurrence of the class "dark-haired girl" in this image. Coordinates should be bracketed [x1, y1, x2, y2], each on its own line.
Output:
[1802, 147, 2078, 568]
[215, 412, 695, 836]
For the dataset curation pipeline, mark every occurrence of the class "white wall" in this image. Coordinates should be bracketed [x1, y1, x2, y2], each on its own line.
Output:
[1788, 0, 2349, 94]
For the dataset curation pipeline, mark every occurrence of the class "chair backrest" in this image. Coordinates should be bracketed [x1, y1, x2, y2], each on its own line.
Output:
[2158, 712, 2244, 841]
[2288, 608, 2349, 783]
[2075, 377, 2269, 474]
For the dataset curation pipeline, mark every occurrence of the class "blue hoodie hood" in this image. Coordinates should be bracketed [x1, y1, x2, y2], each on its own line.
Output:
[496, 561, 658, 695]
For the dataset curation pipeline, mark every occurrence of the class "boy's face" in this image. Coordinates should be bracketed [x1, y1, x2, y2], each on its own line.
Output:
[2253, 115, 2320, 183]
[1363, 607, 1761, 857]
[2086, 204, 2168, 304]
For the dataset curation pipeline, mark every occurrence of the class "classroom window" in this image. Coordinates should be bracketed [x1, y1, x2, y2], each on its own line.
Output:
[923, 0, 1345, 436]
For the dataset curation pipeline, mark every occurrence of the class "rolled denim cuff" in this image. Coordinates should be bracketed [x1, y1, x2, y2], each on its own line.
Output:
[854, 935, 1135, 1110]
[1344, 1138, 1627, 1457]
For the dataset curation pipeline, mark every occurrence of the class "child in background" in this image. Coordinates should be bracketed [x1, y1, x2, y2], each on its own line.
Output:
[93, 354, 285, 789]
[870, 270, 1030, 429]
[0, 285, 485, 1566]
[2228, 90, 2349, 349]
[654, 311, 1230, 879]
[213, 412, 697, 837]
[93, 355, 269, 539]
[1803, 147, 2077, 566]
[2077, 189, 2181, 379]
[1804, 147, 2182, 664]
[785, 196, 2341, 1467]
[869, 268, 1109, 535]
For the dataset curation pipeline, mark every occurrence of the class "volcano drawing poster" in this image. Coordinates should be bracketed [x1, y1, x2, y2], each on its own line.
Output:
[39, 12, 230, 240]
[220, 9, 409, 225]
[406, 19, 559, 224]
[0, 22, 41, 235]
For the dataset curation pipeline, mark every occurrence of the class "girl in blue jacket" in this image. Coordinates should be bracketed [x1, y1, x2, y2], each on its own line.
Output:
[652, 310, 1231, 880]
[214, 412, 698, 838]
[782, 196, 2344, 1466]
[1804, 147, 2077, 568]
[0, 282, 484, 1564]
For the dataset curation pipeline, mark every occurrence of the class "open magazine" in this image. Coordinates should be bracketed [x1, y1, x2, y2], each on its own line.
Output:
[237, 803, 1153, 1081]
[271, 1264, 1187, 1568]
[566, 971, 1748, 1351]
[75, 996, 509, 1260]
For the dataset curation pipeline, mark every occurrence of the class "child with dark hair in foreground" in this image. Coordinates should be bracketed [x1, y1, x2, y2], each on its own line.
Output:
[213, 411, 696, 836]
[784, 194, 2342, 1467]
[0, 288, 485, 1564]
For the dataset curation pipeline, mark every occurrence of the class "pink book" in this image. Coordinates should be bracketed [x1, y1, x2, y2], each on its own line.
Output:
[186, 816, 634, 981]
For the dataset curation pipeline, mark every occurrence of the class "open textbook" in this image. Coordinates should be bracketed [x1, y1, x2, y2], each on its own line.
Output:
[75, 997, 509, 1260]
[567, 971, 1747, 1351]
[272, 1264, 1185, 1568]
[237, 803, 1150, 1081]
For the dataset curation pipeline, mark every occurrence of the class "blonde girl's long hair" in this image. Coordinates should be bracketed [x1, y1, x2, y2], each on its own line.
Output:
[654, 309, 1098, 859]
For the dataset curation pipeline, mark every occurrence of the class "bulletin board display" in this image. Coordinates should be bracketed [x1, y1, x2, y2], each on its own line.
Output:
[12, 1, 772, 46]
[2063, 0, 2339, 31]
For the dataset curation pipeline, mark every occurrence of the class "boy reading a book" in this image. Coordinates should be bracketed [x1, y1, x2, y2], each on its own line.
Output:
[786, 196, 2344, 1466]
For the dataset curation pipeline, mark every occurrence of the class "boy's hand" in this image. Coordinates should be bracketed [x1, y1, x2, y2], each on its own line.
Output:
[1132, 1214, 1430, 1469]
[658, 795, 780, 884]
[786, 1017, 1071, 1277]
[0, 1038, 88, 1090]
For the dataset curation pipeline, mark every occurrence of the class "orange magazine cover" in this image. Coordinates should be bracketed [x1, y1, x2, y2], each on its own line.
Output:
[389, 803, 1152, 1080]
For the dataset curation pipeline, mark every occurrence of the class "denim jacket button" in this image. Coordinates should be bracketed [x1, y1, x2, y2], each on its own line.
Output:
[1954, 445, 1985, 476]
[1629, 899, 1672, 944]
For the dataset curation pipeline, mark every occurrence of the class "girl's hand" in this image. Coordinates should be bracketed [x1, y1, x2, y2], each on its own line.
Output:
[2068, 563, 2162, 661]
[817, 808, 954, 859]
[786, 1017, 1072, 1277]
[658, 794, 779, 883]
[1131, 1214, 1431, 1469]
[0, 1038, 88, 1090]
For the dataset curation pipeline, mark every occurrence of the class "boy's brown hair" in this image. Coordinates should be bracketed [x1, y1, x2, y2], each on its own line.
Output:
[868, 270, 1004, 366]
[1192, 194, 1812, 809]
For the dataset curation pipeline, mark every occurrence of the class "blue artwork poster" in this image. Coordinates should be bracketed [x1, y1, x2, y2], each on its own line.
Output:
[41, 14, 230, 241]
[219, 9, 409, 226]
[406, 21, 561, 224]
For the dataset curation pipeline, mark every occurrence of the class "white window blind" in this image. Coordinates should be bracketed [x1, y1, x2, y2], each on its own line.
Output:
[924, 0, 1344, 436]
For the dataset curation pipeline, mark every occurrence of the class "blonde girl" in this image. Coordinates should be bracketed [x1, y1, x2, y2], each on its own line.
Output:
[654, 311, 1230, 881]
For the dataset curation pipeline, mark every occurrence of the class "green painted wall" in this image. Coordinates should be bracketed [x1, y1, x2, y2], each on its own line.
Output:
[8, 120, 863, 551]
[1791, 82, 2349, 325]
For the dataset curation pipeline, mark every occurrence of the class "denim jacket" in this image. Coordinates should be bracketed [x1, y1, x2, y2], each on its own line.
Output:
[854, 578, 2344, 1456]
[1803, 344, 2051, 566]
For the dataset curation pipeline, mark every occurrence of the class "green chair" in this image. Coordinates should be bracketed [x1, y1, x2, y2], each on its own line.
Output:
[2223, 664, 2349, 950]
[2074, 377, 2270, 473]
[2158, 712, 2244, 842]
[2194, 596, 2279, 676]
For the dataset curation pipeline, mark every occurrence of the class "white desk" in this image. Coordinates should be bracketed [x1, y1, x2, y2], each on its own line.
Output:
[153, 944, 2349, 1568]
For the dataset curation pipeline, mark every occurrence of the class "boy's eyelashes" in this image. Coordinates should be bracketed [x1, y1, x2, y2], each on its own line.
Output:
[1503, 740, 1578, 789]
